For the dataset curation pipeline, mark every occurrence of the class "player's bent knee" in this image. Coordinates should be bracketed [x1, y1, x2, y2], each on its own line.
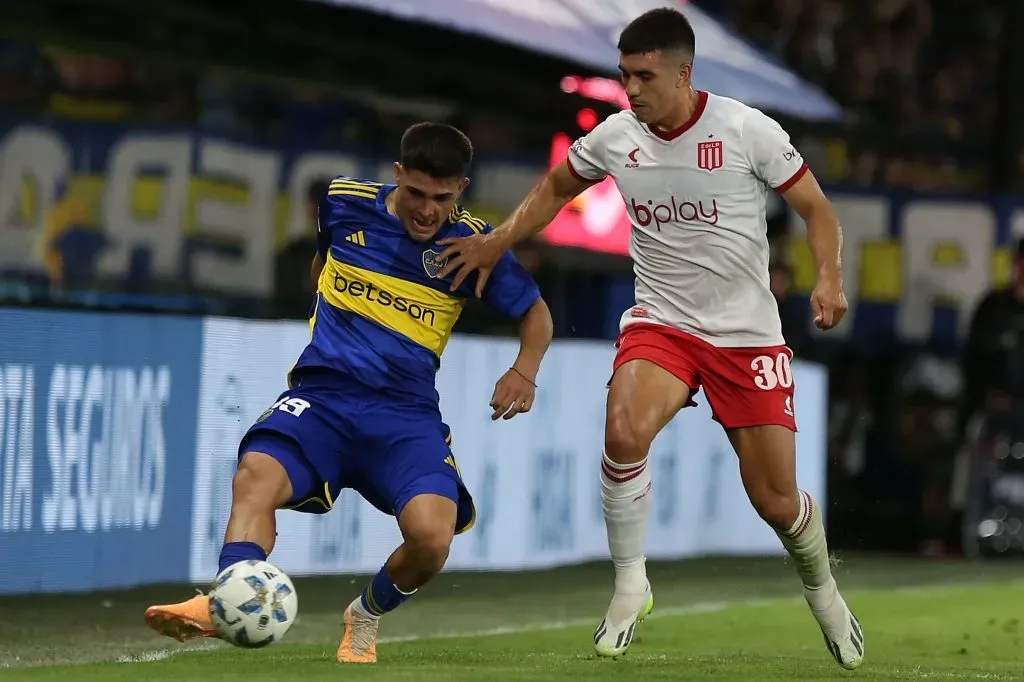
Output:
[604, 407, 648, 464]
[408, 527, 453, 575]
[398, 494, 457, 575]
[233, 451, 294, 512]
[749, 489, 801, 531]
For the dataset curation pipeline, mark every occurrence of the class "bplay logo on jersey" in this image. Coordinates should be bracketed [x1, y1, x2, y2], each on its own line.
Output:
[630, 196, 720, 230]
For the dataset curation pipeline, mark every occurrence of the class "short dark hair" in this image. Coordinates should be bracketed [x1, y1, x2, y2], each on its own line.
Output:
[400, 122, 474, 179]
[617, 8, 695, 60]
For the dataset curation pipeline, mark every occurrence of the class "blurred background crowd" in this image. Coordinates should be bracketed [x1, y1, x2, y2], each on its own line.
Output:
[0, 0, 1022, 559]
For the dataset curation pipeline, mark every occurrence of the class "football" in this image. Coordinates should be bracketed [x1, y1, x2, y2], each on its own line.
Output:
[209, 559, 298, 648]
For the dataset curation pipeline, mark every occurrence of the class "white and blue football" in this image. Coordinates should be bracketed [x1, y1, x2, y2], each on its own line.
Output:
[209, 560, 298, 648]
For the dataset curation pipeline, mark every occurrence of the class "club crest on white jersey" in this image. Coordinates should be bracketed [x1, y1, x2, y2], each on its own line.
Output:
[566, 91, 808, 348]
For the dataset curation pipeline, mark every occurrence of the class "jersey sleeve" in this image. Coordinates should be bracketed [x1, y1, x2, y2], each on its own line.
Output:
[566, 116, 616, 182]
[457, 225, 541, 319]
[743, 110, 808, 193]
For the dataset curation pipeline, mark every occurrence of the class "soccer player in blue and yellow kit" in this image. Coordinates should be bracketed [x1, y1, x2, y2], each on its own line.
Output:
[144, 123, 554, 663]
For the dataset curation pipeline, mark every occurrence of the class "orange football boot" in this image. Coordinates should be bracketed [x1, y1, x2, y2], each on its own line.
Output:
[144, 593, 218, 642]
[336, 601, 379, 663]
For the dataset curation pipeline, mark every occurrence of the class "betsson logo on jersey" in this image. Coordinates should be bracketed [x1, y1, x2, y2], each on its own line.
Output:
[332, 273, 439, 327]
[630, 196, 720, 230]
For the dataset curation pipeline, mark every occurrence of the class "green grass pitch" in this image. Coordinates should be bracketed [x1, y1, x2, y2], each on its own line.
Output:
[2, 555, 1023, 680]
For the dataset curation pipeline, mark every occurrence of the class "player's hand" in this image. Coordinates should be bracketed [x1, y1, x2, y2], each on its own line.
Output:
[810, 272, 848, 330]
[436, 231, 506, 297]
[489, 368, 536, 421]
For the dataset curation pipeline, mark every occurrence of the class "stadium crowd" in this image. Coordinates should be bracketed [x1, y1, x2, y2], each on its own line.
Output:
[0, 0, 1004, 190]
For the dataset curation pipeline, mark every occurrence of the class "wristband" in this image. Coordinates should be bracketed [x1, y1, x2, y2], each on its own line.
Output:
[510, 367, 537, 386]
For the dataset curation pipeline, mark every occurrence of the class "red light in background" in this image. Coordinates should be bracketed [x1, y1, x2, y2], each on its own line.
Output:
[550, 132, 571, 168]
[560, 76, 580, 94]
[544, 75, 634, 256]
[576, 108, 598, 132]
[560, 74, 630, 110]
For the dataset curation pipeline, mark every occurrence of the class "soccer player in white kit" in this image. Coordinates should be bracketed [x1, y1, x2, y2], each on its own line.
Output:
[437, 7, 863, 671]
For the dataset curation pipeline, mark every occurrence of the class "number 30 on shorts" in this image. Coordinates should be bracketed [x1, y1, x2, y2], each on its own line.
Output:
[750, 353, 793, 391]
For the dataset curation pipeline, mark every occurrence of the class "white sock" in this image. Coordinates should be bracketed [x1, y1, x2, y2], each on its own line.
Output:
[777, 490, 836, 609]
[350, 596, 379, 620]
[601, 452, 653, 594]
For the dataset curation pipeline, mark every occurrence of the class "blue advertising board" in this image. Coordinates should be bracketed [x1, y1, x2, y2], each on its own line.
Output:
[0, 309, 202, 593]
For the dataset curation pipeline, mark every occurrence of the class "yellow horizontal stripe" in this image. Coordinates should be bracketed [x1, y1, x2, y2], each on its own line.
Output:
[331, 177, 380, 186]
[330, 180, 379, 193]
[330, 179, 380, 190]
[328, 188, 378, 199]
[318, 253, 464, 356]
[453, 210, 486, 234]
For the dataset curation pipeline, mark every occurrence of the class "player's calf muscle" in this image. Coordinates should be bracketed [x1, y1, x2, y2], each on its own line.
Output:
[225, 451, 294, 552]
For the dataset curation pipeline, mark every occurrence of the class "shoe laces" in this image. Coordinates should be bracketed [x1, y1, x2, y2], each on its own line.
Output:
[348, 609, 379, 654]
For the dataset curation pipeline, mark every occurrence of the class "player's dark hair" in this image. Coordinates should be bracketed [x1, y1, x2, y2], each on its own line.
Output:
[617, 8, 696, 60]
[400, 122, 474, 179]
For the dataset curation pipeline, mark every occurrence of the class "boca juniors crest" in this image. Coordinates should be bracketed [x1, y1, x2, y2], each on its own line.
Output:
[422, 249, 447, 279]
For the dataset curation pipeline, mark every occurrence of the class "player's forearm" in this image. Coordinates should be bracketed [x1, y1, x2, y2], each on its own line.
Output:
[804, 204, 843, 280]
[512, 298, 553, 382]
[493, 166, 581, 250]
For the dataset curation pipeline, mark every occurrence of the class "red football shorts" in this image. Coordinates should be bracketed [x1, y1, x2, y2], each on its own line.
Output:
[612, 323, 798, 432]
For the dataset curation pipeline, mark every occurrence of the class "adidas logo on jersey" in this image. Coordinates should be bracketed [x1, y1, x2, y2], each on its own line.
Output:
[345, 231, 366, 246]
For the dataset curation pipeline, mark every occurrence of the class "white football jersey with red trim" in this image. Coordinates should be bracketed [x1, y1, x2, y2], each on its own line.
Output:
[567, 91, 808, 347]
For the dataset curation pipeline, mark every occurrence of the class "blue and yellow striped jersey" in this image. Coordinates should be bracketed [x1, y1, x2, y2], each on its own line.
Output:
[291, 176, 541, 404]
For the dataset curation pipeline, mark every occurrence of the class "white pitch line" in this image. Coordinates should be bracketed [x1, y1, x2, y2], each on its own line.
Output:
[92, 579, 1024, 668]
[379, 578, 1023, 646]
[111, 602, 733, 665]
[116, 640, 221, 665]
[377, 600, 729, 645]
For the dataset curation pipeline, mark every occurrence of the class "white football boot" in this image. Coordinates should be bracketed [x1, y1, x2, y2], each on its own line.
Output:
[808, 579, 864, 670]
[593, 584, 655, 658]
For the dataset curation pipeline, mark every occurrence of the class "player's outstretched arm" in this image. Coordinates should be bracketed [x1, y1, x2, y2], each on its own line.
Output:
[493, 161, 595, 250]
[779, 171, 849, 331]
[489, 298, 554, 421]
[437, 161, 592, 296]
